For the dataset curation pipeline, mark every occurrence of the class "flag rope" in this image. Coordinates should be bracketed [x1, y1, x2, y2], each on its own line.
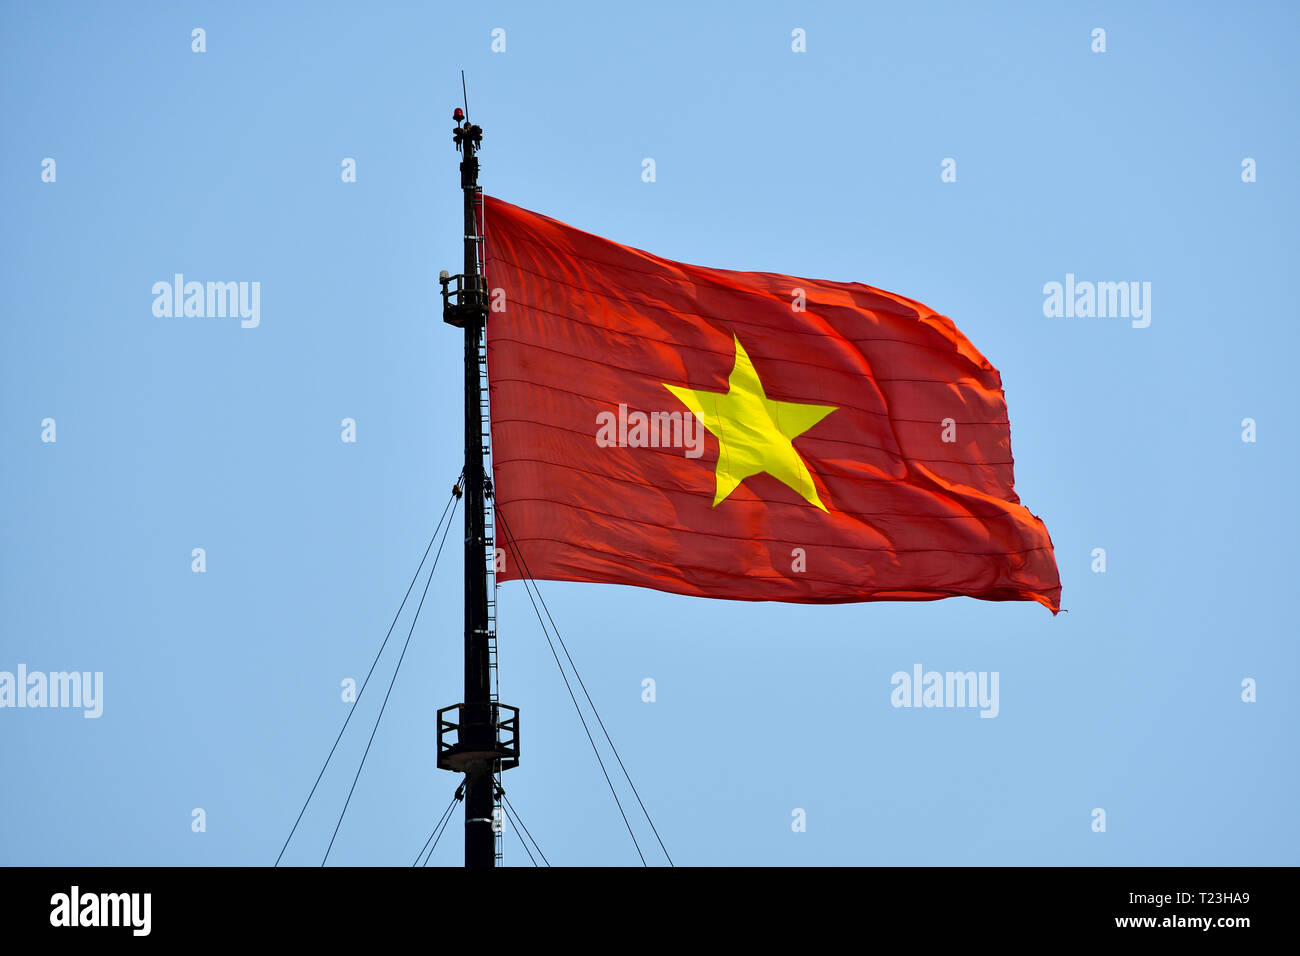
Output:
[275, 479, 462, 866]
[320, 492, 461, 865]
[499, 786, 549, 867]
[414, 780, 465, 867]
[495, 503, 673, 866]
[494, 505, 647, 865]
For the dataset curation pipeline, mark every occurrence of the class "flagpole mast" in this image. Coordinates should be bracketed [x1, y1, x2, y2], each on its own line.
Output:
[438, 101, 520, 868]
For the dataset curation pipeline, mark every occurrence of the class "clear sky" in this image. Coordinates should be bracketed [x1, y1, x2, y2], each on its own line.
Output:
[1, 0, 1296, 866]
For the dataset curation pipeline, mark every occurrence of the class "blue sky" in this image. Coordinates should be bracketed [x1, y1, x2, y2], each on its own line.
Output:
[1, 0, 1296, 866]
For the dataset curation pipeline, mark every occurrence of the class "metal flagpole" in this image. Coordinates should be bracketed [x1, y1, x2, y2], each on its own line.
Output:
[437, 91, 520, 868]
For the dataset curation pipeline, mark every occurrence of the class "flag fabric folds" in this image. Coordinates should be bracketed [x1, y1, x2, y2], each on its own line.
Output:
[483, 196, 1061, 613]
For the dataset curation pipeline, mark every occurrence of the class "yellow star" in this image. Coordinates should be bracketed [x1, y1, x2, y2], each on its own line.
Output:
[664, 335, 836, 511]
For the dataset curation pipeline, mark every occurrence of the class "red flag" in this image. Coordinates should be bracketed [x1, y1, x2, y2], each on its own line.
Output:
[483, 196, 1061, 612]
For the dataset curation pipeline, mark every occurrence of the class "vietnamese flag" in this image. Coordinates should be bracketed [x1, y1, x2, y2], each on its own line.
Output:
[483, 196, 1061, 613]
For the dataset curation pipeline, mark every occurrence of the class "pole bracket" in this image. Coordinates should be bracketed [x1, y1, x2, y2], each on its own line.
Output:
[436, 701, 520, 773]
[439, 271, 486, 328]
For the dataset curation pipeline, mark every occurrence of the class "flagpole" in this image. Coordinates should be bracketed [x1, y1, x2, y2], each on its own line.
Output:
[438, 101, 520, 868]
